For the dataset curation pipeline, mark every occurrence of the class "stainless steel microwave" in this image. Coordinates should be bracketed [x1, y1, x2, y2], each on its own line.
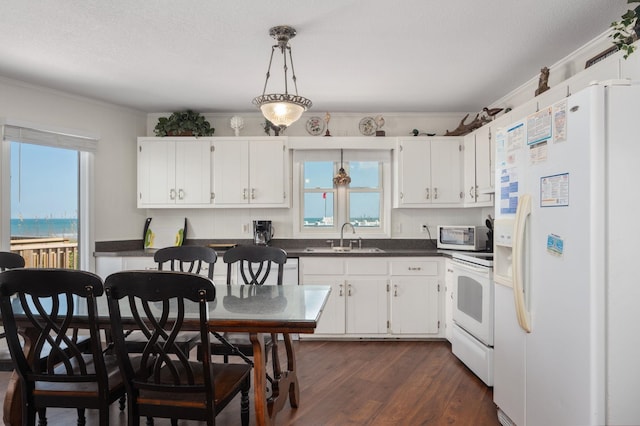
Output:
[437, 225, 488, 251]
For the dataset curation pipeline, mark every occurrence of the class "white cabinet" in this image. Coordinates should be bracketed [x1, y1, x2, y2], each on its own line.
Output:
[389, 259, 441, 336]
[95, 254, 227, 283]
[463, 126, 493, 207]
[211, 138, 289, 208]
[137, 137, 212, 208]
[300, 256, 443, 338]
[394, 137, 463, 207]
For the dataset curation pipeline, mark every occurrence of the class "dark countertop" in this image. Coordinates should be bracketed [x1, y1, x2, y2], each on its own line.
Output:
[94, 239, 447, 258]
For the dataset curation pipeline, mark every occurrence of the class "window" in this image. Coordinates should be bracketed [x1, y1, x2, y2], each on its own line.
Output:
[10, 142, 79, 268]
[294, 150, 390, 237]
[1, 123, 97, 270]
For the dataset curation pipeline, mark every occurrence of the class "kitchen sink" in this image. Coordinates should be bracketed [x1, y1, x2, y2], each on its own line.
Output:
[304, 247, 385, 253]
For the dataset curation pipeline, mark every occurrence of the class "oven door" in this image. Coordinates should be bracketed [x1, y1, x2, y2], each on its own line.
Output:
[451, 258, 494, 346]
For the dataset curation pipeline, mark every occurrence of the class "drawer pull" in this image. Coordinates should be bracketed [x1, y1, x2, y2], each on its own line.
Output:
[407, 267, 422, 271]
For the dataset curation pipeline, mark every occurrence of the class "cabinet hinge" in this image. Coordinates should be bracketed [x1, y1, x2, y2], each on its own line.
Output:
[386, 283, 390, 292]
[438, 320, 441, 329]
[437, 283, 441, 292]
[210, 192, 215, 200]
[210, 146, 214, 152]
[387, 320, 390, 329]
[139, 192, 142, 200]
[459, 144, 463, 152]
[139, 146, 142, 152]
[399, 144, 403, 152]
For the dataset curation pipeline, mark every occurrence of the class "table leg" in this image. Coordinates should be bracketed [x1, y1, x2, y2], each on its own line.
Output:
[3, 326, 39, 426]
[3, 371, 21, 426]
[250, 332, 270, 426]
[250, 332, 301, 426]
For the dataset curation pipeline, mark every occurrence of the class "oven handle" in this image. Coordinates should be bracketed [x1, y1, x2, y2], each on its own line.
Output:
[450, 258, 491, 274]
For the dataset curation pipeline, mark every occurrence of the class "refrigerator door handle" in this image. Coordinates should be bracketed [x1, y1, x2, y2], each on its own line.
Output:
[513, 193, 532, 333]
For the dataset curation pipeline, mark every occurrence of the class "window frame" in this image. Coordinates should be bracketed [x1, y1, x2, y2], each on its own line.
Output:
[1, 122, 96, 271]
[293, 149, 391, 239]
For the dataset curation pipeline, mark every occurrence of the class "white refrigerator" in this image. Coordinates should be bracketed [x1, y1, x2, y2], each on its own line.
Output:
[492, 80, 640, 426]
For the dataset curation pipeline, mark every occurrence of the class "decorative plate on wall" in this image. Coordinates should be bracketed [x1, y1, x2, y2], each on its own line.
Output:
[306, 116, 325, 136]
[359, 117, 377, 136]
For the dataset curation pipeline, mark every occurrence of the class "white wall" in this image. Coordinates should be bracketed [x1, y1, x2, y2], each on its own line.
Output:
[0, 76, 148, 247]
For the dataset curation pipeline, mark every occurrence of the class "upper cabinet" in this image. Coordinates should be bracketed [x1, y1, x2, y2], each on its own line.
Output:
[211, 137, 289, 208]
[462, 125, 493, 207]
[137, 137, 213, 208]
[394, 137, 463, 207]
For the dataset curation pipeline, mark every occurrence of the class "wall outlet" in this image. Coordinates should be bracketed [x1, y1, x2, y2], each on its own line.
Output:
[421, 224, 429, 233]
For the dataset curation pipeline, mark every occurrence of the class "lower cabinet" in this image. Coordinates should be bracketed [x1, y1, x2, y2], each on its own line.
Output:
[95, 255, 228, 283]
[300, 256, 443, 339]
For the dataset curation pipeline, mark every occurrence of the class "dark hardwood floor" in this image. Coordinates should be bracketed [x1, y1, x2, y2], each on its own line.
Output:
[0, 340, 500, 425]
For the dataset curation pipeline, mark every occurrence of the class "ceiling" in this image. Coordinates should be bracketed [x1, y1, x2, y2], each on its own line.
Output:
[0, 1, 628, 114]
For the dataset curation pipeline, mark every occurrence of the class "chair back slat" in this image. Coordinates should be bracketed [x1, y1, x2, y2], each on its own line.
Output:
[154, 246, 217, 280]
[0, 251, 25, 271]
[223, 245, 287, 285]
[0, 268, 107, 385]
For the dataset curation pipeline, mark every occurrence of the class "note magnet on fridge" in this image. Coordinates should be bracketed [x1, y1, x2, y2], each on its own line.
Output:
[546, 234, 564, 256]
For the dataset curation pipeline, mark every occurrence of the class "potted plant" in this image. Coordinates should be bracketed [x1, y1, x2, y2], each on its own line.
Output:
[611, 0, 640, 59]
[154, 110, 215, 137]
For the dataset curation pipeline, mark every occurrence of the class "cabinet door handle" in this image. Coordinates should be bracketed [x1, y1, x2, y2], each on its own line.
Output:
[242, 188, 247, 200]
[169, 189, 176, 200]
[251, 188, 256, 199]
[469, 186, 475, 198]
[475, 185, 479, 200]
[347, 282, 352, 296]
[394, 284, 398, 297]
[178, 189, 185, 200]
[425, 188, 430, 200]
[339, 283, 343, 297]
[434, 187, 438, 199]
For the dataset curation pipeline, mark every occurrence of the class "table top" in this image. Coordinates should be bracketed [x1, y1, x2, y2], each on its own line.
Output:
[7, 284, 331, 335]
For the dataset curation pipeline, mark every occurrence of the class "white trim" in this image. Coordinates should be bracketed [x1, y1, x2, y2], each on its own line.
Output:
[2, 122, 99, 153]
[78, 152, 94, 271]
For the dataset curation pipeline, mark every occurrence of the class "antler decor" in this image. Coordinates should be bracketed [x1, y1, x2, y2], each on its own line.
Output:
[445, 113, 491, 136]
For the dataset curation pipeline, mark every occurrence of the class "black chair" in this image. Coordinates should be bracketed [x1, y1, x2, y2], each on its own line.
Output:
[0, 268, 126, 426]
[104, 270, 251, 426]
[122, 245, 217, 355]
[208, 245, 287, 365]
[0, 251, 26, 371]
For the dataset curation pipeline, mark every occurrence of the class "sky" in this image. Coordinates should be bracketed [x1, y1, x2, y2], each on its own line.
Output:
[10, 142, 78, 219]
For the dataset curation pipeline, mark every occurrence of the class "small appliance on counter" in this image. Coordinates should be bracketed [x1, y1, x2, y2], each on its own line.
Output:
[436, 225, 488, 251]
[253, 220, 274, 245]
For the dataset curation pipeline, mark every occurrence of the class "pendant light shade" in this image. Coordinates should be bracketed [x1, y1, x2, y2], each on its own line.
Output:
[333, 149, 351, 186]
[253, 25, 312, 129]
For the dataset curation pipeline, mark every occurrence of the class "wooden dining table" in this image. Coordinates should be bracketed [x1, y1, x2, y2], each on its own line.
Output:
[2, 283, 331, 426]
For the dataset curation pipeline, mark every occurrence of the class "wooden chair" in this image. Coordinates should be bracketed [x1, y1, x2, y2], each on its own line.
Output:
[0, 268, 126, 426]
[208, 245, 287, 365]
[104, 270, 251, 426]
[0, 251, 26, 371]
[122, 245, 217, 355]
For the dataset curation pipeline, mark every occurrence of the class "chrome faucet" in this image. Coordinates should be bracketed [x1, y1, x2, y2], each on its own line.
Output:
[340, 222, 356, 248]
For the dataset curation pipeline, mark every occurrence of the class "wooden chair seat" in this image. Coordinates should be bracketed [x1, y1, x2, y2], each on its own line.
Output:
[105, 270, 251, 426]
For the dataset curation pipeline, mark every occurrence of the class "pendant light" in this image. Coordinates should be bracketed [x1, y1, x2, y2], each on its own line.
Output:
[333, 149, 351, 186]
[252, 25, 312, 130]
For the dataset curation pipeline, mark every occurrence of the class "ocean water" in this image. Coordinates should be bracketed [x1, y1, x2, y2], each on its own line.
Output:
[11, 218, 78, 240]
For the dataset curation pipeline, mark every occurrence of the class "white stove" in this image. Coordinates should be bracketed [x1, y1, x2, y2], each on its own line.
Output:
[446, 250, 495, 386]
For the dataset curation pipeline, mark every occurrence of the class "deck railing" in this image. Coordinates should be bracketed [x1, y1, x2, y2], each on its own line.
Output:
[10, 237, 78, 269]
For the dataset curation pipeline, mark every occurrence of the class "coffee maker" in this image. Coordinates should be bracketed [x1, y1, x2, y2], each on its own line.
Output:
[253, 220, 274, 245]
